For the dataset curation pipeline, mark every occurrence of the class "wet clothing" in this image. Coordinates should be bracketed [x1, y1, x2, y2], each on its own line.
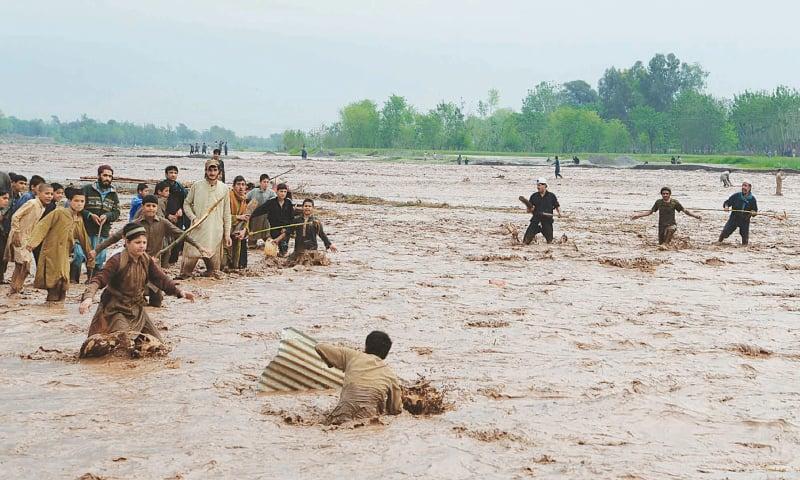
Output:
[252, 197, 294, 254]
[247, 187, 276, 245]
[776, 172, 783, 196]
[26, 207, 94, 300]
[225, 190, 249, 269]
[165, 179, 189, 262]
[719, 192, 758, 245]
[291, 215, 331, 253]
[524, 191, 560, 244]
[720, 172, 732, 187]
[81, 251, 183, 341]
[651, 199, 684, 227]
[95, 215, 204, 264]
[129, 194, 144, 222]
[315, 343, 403, 425]
[181, 178, 231, 276]
[4, 198, 46, 292]
[554, 159, 562, 178]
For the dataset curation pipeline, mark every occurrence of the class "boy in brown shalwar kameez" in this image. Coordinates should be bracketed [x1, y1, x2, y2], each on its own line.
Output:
[25, 190, 94, 302]
[315, 331, 403, 425]
[90, 195, 210, 306]
[4, 183, 53, 295]
[78, 223, 195, 357]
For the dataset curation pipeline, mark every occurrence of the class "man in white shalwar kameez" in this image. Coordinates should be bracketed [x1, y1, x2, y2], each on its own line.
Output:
[180, 158, 231, 278]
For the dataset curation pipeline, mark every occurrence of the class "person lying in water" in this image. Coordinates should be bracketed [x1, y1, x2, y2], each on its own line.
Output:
[79, 223, 195, 357]
[315, 331, 403, 425]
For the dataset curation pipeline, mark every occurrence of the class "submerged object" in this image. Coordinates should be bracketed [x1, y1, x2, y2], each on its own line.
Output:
[257, 327, 344, 392]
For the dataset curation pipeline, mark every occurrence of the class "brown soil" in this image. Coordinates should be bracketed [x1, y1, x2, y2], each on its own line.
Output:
[79, 332, 170, 359]
[466, 320, 510, 328]
[599, 257, 665, 272]
[730, 343, 773, 358]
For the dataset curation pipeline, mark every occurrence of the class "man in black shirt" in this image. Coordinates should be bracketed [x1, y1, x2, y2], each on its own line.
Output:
[523, 177, 562, 244]
[291, 198, 337, 255]
[251, 183, 295, 256]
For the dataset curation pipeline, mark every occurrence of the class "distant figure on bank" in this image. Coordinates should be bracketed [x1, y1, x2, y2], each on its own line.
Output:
[456, 154, 462, 165]
[720, 170, 732, 187]
[224, 141, 228, 156]
[195, 142, 200, 154]
[775, 169, 784, 196]
[554, 156, 563, 179]
[573, 156, 580, 165]
[301, 145, 308, 160]
[670, 156, 676, 164]
[190, 144, 195, 155]
[202, 142, 207, 155]
[718, 180, 757, 246]
[315, 331, 403, 425]
[630, 187, 702, 245]
[464, 157, 469, 165]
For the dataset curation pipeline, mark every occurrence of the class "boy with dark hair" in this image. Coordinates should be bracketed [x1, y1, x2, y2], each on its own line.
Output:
[291, 198, 337, 256]
[315, 331, 403, 425]
[164, 165, 188, 264]
[246, 173, 276, 248]
[251, 183, 295, 256]
[212, 148, 225, 183]
[90, 195, 210, 305]
[129, 183, 150, 221]
[0, 189, 9, 283]
[226, 175, 250, 270]
[43, 183, 65, 217]
[5, 183, 53, 294]
[154, 181, 170, 218]
[25, 190, 94, 302]
[631, 187, 702, 245]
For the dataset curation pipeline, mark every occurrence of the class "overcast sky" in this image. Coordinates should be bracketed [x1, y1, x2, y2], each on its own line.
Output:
[2, 0, 798, 136]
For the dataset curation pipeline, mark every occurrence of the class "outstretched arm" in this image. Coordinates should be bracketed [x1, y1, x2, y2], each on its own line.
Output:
[630, 210, 653, 220]
[683, 209, 702, 220]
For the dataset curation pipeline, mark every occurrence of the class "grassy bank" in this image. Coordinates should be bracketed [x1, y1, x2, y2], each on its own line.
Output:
[305, 147, 799, 170]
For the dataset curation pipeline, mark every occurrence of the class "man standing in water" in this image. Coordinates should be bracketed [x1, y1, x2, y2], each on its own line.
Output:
[720, 170, 732, 187]
[251, 183, 294, 256]
[717, 180, 758, 246]
[523, 178, 562, 245]
[554, 156, 563, 179]
[73, 165, 120, 281]
[775, 169, 784, 196]
[180, 158, 232, 278]
[630, 187, 702, 245]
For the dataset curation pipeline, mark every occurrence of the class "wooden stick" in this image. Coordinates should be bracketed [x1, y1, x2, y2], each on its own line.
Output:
[518, 195, 554, 216]
[156, 193, 227, 257]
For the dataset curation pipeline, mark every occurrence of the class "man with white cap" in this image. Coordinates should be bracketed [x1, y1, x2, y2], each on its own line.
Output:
[523, 177, 561, 244]
[718, 180, 758, 246]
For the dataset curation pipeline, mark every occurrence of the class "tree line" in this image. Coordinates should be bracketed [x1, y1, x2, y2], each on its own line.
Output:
[283, 53, 800, 156]
[0, 112, 282, 151]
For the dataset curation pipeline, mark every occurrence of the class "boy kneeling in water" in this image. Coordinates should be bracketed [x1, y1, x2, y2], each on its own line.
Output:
[79, 223, 195, 357]
[315, 331, 402, 425]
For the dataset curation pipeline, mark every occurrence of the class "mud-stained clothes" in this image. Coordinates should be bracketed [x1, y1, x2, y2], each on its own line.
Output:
[165, 179, 189, 263]
[720, 172, 731, 187]
[81, 251, 184, 341]
[315, 343, 403, 425]
[181, 179, 231, 276]
[246, 187, 276, 246]
[252, 197, 294, 254]
[4, 198, 46, 292]
[291, 215, 331, 254]
[651, 198, 684, 244]
[27, 207, 94, 301]
[225, 189, 249, 269]
[720, 192, 758, 245]
[524, 191, 560, 244]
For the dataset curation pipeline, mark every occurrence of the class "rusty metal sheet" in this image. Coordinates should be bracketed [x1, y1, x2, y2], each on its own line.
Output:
[257, 327, 344, 392]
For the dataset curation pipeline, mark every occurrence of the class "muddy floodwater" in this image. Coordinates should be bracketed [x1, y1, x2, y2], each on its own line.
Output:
[1, 144, 799, 479]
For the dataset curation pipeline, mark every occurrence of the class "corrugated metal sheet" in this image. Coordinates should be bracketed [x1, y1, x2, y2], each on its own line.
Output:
[257, 327, 344, 392]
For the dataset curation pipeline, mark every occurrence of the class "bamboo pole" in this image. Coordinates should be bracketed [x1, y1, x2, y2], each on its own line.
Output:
[156, 193, 226, 257]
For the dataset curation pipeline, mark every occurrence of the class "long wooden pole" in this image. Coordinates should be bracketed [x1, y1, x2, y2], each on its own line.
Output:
[156, 193, 226, 257]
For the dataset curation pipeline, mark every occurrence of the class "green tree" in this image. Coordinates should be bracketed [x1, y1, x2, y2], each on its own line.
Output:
[629, 105, 667, 153]
[340, 100, 379, 148]
[562, 80, 599, 107]
[378, 95, 415, 148]
[600, 119, 632, 152]
[670, 91, 730, 153]
[544, 107, 604, 152]
[519, 82, 563, 150]
[598, 67, 638, 121]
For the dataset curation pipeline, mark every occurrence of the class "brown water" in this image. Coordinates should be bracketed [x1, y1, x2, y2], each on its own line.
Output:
[1, 144, 799, 479]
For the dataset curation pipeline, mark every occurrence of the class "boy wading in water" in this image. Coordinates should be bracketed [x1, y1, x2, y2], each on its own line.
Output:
[25, 189, 94, 302]
[290, 199, 337, 259]
[315, 331, 403, 425]
[4, 183, 53, 295]
[631, 187, 702, 245]
[79, 223, 196, 358]
[522, 177, 562, 244]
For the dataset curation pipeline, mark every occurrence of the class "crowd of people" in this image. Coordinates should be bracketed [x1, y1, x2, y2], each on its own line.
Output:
[0, 147, 338, 355]
[189, 140, 228, 156]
